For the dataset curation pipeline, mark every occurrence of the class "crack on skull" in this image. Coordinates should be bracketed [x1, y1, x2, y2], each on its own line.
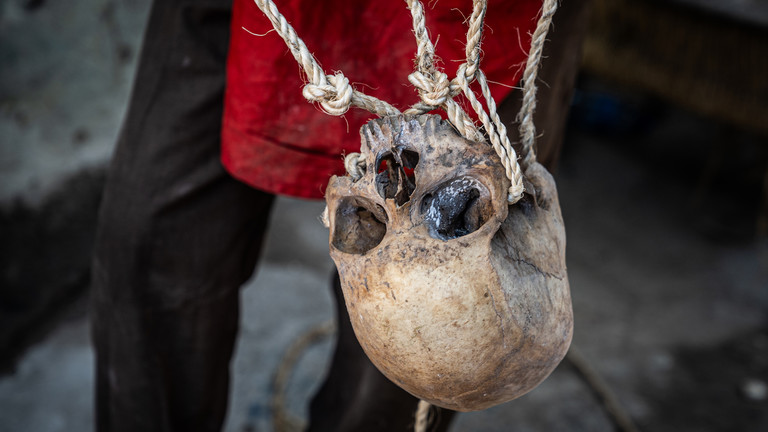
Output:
[376, 148, 419, 206]
[485, 285, 507, 348]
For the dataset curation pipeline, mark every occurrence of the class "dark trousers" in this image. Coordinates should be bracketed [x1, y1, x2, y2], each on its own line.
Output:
[90, 1, 588, 431]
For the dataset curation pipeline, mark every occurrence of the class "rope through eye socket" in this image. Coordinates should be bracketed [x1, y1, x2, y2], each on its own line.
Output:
[251, 0, 559, 204]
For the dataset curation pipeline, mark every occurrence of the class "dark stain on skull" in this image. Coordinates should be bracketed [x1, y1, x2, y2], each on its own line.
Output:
[437, 148, 456, 168]
[375, 147, 419, 206]
[420, 178, 489, 240]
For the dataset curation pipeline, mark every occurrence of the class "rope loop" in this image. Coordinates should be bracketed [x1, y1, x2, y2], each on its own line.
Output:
[454, 64, 471, 92]
[344, 152, 367, 180]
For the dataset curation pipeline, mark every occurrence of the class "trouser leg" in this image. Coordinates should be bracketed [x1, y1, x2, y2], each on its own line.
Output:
[308, 1, 590, 430]
[90, 1, 274, 431]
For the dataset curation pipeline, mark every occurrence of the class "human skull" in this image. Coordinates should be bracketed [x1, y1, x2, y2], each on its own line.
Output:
[325, 115, 573, 412]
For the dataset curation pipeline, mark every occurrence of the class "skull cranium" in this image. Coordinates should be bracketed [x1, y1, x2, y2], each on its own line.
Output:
[326, 115, 573, 411]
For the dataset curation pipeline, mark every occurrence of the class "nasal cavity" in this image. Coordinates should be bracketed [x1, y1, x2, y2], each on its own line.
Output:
[376, 149, 419, 206]
[420, 178, 489, 240]
[332, 197, 388, 255]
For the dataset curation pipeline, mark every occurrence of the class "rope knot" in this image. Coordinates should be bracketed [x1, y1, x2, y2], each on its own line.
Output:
[302, 73, 353, 116]
[408, 70, 451, 107]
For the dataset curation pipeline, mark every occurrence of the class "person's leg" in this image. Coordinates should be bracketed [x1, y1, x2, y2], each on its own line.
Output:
[90, 1, 274, 431]
[308, 1, 590, 430]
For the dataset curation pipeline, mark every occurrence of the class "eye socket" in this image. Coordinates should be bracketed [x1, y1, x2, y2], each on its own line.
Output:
[420, 178, 489, 240]
[376, 149, 419, 206]
[331, 197, 388, 255]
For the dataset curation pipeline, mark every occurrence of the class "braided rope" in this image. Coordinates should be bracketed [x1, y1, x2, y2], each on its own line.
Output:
[462, 0, 486, 80]
[475, 69, 526, 200]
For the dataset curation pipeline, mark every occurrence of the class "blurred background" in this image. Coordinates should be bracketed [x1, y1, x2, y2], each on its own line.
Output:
[1, 0, 767, 431]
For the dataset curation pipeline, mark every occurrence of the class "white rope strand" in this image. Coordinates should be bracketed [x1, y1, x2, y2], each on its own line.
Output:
[462, 0, 486, 81]
[455, 66, 525, 202]
[414, 400, 432, 432]
[518, 0, 558, 170]
[476, 69, 525, 200]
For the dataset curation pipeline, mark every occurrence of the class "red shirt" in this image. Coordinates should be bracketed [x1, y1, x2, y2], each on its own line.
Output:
[222, 0, 541, 199]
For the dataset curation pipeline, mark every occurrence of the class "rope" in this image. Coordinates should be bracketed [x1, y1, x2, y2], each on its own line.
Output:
[344, 152, 367, 181]
[455, 66, 525, 201]
[251, 0, 559, 202]
[414, 399, 432, 432]
[566, 347, 643, 432]
[271, 320, 336, 432]
[517, 0, 559, 171]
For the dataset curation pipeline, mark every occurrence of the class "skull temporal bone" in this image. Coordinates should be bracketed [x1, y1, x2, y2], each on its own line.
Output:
[326, 115, 573, 411]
